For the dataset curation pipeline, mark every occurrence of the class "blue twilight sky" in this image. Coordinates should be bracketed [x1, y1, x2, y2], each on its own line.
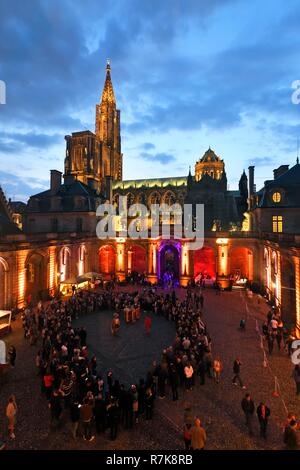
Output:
[0, 0, 300, 201]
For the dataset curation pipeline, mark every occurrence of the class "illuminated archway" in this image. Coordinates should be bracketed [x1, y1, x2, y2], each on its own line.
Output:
[194, 247, 216, 281]
[158, 243, 180, 281]
[0, 257, 9, 309]
[25, 252, 46, 303]
[78, 245, 87, 276]
[281, 257, 296, 323]
[128, 245, 146, 274]
[60, 247, 71, 282]
[99, 245, 115, 276]
[230, 247, 253, 282]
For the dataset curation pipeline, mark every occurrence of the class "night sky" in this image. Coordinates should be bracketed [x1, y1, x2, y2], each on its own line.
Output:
[0, 0, 300, 200]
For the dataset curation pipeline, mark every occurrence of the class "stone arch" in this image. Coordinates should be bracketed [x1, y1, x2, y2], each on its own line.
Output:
[148, 191, 161, 206]
[194, 246, 216, 281]
[128, 245, 147, 274]
[162, 190, 176, 206]
[126, 192, 135, 207]
[78, 244, 88, 276]
[99, 245, 115, 276]
[60, 246, 71, 282]
[229, 246, 254, 282]
[281, 256, 296, 325]
[0, 257, 9, 309]
[25, 251, 47, 303]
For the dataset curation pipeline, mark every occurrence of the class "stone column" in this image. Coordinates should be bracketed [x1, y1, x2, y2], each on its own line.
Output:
[116, 241, 125, 281]
[180, 242, 192, 287]
[147, 242, 158, 284]
[216, 239, 230, 289]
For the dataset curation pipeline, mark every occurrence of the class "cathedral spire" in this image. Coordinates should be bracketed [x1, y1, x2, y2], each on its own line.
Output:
[101, 59, 116, 105]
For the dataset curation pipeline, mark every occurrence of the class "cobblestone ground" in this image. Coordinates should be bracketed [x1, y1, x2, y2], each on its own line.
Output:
[0, 287, 298, 450]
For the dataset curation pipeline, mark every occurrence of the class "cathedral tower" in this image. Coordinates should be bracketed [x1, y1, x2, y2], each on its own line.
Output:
[64, 60, 123, 193]
[95, 60, 122, 182]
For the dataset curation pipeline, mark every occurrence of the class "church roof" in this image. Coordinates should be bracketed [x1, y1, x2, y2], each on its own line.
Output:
[113, 176, 187, 191]
[0, 186, 21, 236]
[266, 161, 300, 187]
[101, 60, 116, 105]
[259, 162, 300, 208]
[198, 147, 223, 163]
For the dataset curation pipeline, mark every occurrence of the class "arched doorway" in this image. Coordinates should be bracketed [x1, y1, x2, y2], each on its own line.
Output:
[230, 247, 253, 284]
[129, 245, 146, 274]
[159, 244, 180, 282]
[281, 257, 296, 324]
[0, 257, 8, 309]
[194, 247, 216, 282]
[25, 252, 46, 303]
[99, 245, 115, 277]
[60, 247, 71, 282]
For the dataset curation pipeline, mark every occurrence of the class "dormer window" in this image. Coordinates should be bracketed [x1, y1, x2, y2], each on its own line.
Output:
[272, 192, 281, 203]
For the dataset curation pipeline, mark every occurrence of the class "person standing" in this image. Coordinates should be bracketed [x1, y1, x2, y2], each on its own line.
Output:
[6, 395, 17, 440]
[144, 315, 152, 335]
[213, 357, 222, 384]
[184, 362, 194, 391]
[8, 346, 16, 368]
[256, 402, 270, 439]
[169, 363, 179, 401]
[241, 393, 255, 436]
[232, 358, 246, 389]
[293, 365, 300, 395]
[80, 398, 94, 441]
[183, 423, 192, 450]
[69, 399, 80, 439]
[145, 387, 154, 420]
[284, 419, 298, 450]
[191, 418, 206, 450]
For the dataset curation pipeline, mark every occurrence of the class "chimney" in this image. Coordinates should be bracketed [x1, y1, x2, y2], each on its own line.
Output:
[50, 170, 62, 194]
[273, 165, 289, 180]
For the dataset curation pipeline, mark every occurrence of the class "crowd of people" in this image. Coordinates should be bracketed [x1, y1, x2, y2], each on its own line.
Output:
[19, 286, 211, 448]
[1, 283, 298, 450]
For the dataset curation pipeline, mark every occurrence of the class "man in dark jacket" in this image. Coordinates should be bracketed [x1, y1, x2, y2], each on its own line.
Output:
[169, 363, 179, 401]
[107, 398, 120, 440]
[232, 358, 246, 389]
[256, 402, 271, 439]
[94, 394, 106, 434]
[69, 399, 80, 439]
[241, 393, 255, 436]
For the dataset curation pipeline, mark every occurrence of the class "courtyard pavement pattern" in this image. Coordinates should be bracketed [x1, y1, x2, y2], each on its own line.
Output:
[0, 288, 299, 450]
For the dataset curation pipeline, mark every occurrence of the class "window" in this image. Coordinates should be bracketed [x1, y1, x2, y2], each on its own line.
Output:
[272, 215, 283, 233]
[76, 218, 83, 232]
[51, 218, 58, 232]
[272, 192, 281, 203]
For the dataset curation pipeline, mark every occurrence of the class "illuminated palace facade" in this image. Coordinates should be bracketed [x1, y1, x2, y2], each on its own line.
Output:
[0, 62, 300, 331]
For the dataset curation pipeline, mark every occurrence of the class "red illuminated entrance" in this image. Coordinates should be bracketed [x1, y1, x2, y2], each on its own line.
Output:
[99, 245, 115, 276]
[194, 247, 216, 282]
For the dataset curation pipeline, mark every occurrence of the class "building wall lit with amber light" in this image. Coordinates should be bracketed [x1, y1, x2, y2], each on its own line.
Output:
[0, 62, 300, 333]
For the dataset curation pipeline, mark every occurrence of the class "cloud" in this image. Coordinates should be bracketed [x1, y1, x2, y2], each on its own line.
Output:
[141, 142, 155, 150]
[0, 170, 48, 202]
[0, 131, 62, 154]
[140, 152, 176, 164]
[247, 156, 275, 167]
